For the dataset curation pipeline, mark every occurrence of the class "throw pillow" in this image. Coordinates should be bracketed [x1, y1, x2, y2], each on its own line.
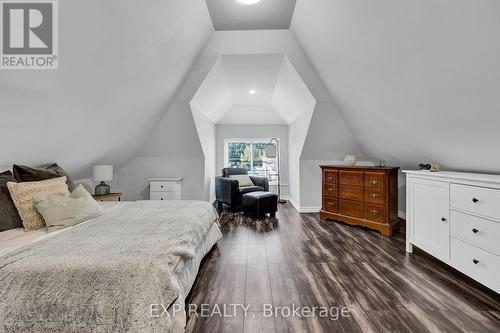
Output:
[0, 171, 23, 232]
[13, 163, 76, 192]
[7, 177, 70, 231]
[33, 184, 101, 231]
[229, 174, 254, 187]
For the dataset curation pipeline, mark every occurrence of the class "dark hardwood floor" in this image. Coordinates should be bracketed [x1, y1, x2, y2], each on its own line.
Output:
[186, 202, 500, 332]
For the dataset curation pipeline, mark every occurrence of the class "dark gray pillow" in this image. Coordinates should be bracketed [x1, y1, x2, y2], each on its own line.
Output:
[0, 170, 23, 232]
[13, 163, 76, 192]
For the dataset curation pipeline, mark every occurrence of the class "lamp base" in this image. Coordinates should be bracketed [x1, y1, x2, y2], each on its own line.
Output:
[95, 181, 110, 195]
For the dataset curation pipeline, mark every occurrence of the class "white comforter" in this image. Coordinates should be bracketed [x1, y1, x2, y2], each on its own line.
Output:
[0, 200, 221, 333]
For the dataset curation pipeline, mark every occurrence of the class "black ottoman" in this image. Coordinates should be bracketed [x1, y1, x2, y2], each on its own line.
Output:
[242, 191, 278, 218]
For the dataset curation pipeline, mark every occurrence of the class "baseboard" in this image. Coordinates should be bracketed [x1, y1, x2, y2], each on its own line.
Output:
[283, 196, 320, 213]
[398, 210, 406, 220]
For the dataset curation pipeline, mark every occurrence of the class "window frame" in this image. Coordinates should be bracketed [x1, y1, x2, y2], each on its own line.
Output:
[223, 138, 278, 179]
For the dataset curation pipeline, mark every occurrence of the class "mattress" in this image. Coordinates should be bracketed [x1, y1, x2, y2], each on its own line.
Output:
[0, 201, 222, 332]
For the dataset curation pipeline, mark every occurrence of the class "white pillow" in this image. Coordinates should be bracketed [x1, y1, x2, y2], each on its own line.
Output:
[33, 185, 101, 231]
[229, 174, 254, 187]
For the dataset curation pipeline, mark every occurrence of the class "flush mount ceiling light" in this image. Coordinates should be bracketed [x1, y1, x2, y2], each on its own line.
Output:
[237, 0, 262, 5]
[248, 89, 257, 95]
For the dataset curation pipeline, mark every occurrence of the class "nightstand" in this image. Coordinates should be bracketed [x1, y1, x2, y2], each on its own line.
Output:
[92, 192, 122, 201]
[148, 178, 182, 200]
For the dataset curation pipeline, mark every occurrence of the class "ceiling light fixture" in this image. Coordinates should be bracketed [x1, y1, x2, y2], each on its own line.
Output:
[248, 89, 257, 95]
[237, 0, 262, 5]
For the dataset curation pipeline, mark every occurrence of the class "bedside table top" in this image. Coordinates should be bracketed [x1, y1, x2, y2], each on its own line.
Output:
[92, 193, 122, 200]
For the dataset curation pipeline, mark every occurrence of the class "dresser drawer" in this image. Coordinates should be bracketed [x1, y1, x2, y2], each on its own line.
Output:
[339, 200, 364, 218]
[365, 188, 385, 205]
[322, 197, 338, 213]
[450, 237, 500, 293]
[323, 184, 337, 198]
[323, 170, 338, 184]
[339, 171, 364, 186]
[340, 185, 363, 201]
[365, 204, 386, 223]
[451, 210, 500, 255]
[150, 192, 175, 201]
[151, 181, 175, 192]
[365, 172, 385, 189]
[451, 184, 500, 220]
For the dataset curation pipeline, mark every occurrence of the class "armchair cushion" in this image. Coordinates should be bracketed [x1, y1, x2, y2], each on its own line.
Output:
[222, 167, 248, 177]
[229, 174, 253, 187]
[249, 175, 270, 192]
[239, 186, 265, 195]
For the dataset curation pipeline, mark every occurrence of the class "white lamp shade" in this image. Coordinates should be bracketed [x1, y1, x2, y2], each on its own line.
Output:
[92, 165, 113, 182]
[265, 144, 277, 158]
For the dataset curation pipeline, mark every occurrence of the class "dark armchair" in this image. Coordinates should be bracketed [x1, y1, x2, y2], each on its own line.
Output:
[215, 168, 269, 210]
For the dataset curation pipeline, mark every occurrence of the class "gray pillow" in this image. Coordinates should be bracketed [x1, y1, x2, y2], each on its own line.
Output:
[13, 163, 76, 192]
[0, 171, 23, 232]
[33, 185, 101, 231]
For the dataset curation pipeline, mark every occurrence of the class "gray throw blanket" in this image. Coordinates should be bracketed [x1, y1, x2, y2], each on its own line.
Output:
[0, 200, 219, 333]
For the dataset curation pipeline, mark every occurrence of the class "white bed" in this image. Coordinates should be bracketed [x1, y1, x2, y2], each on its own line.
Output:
[0, 200, 222, 333]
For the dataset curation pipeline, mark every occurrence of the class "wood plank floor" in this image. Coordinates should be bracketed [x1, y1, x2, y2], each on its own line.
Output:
[185, 202, 500, 332]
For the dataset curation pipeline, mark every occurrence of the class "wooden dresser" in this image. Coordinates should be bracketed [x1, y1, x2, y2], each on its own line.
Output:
[320, 165, 400, 236]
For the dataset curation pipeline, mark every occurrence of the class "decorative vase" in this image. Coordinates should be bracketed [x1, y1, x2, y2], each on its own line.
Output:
[344, 154, 357, 166]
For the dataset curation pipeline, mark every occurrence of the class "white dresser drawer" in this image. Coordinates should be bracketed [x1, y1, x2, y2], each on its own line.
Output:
[450, 183, 500, 220]
[150, 192, 175, 201]
[150, 181, 175, 193]
[450, 237, 500, 293]
[450, 210, 500, 255]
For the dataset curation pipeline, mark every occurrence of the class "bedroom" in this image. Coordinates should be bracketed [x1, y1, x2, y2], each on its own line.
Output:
[1, 0, 500, 332]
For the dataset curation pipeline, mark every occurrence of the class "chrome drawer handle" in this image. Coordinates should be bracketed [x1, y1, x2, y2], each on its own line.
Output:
[472, 198, 479, 203]
[371, 209, 378, 215]
[473, 259, 479, 264]
[472, 228, 479, 233]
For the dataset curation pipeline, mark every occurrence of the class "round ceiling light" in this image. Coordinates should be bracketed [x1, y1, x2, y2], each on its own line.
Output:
[237, 0, 262, 5]
[248, 89, 257, 95]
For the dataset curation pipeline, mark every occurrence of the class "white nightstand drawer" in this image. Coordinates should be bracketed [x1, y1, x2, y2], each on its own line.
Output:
[450, 237, 500, 293]
[451, 183, 500, 220]
[150, 181, 175, 193]
[150, 192, 175, 201]
[450, 210, 500, 255]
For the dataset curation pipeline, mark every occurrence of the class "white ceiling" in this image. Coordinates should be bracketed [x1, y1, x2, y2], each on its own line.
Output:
[190, 53, 315, 124]
[206, 0, 297, 30]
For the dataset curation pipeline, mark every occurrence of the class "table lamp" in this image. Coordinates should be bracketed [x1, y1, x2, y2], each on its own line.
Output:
[92, 165, 113, 195]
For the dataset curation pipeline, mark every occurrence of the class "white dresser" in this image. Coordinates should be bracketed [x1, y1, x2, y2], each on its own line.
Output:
[148, 178, 183, 201]
[405, 170, 500, 293]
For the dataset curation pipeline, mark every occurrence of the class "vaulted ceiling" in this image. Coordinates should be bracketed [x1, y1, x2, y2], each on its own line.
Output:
[190, 54, 315, 124]
[1, 0, 499, 194]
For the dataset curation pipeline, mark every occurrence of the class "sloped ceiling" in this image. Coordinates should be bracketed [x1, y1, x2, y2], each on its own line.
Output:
[206, 0, 296, 30]
[190, 54, 315, 124]
[291, 0, 500, 172]
[0, 0, 213, 178]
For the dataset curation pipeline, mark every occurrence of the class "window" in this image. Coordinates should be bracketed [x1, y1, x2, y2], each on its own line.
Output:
[224, 139, 278, 180]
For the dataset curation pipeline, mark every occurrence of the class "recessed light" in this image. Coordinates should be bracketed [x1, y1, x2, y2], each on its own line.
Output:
[237, 0, 262, 5]
[248, 89, 257, 95]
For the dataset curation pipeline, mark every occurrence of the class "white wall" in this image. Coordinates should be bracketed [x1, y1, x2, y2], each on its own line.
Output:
[0, 0, 213, 181]
[216, 124, 289, 197]
[292, 0, 500, 213]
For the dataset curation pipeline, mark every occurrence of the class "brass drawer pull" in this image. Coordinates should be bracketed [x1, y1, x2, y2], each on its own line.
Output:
[328, 187, 334, 193]
[370, 193, 378, 198]
[370, 180, 379, 186]
[370, 209, 379, 215]
[327, 202, 334, 207]
[327, 176, 334, 182]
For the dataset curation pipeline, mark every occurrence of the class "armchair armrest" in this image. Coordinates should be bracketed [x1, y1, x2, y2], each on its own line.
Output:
[215, 176, 240, 204]
[249, 175, 269, 191]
